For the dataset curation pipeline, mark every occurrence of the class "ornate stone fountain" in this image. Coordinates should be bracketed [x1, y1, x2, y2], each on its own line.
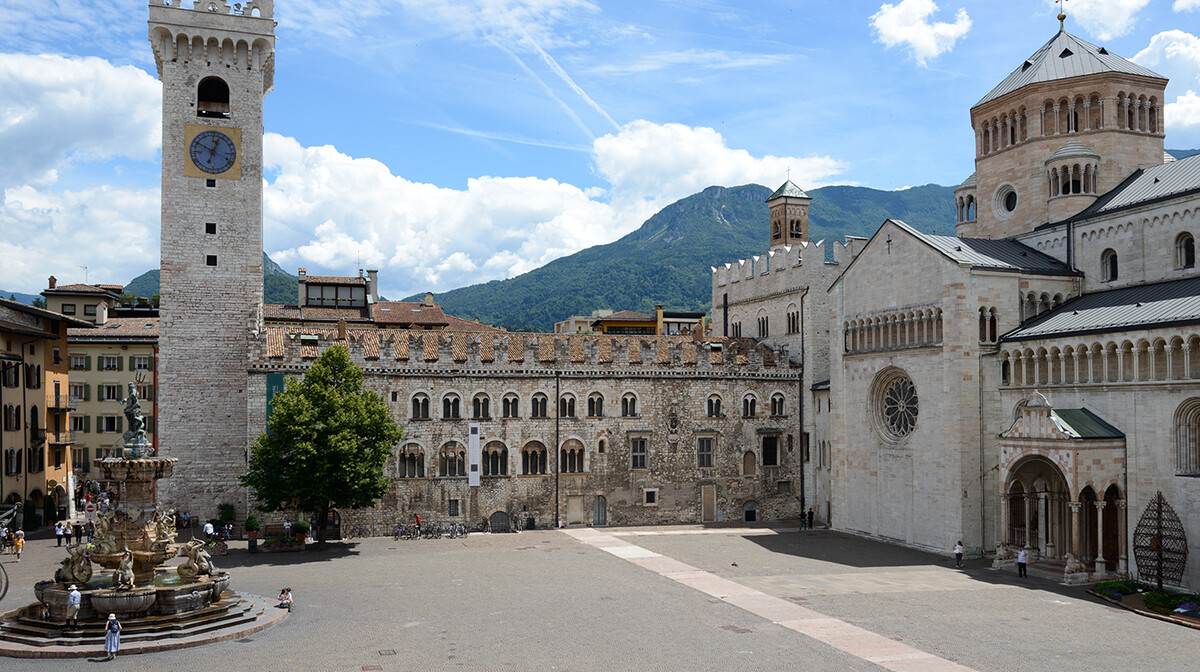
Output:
[1, 383, 245, 651]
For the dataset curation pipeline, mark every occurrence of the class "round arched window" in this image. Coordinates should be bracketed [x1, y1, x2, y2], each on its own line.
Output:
[993, 184, 1018, 220]
[871, 368, 919, 442]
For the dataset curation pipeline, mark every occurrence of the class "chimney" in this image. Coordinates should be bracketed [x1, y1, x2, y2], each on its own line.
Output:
[297, 268, 307, 306]
[96, 301, 108, 326]
[424, 292, 434, 307]
[48, 275, 57, 289]
[366, 269, 378, 304]
[337, 318, 347, 341]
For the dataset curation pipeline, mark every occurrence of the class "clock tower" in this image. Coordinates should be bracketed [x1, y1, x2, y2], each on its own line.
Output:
[148, 0, 275, 516]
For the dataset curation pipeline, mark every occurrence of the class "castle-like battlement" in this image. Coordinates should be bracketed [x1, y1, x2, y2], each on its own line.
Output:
[151, 0, 273, 19]
[710, 237, 867, 288]
[249, 327, 798, 375]
[149, 0, 275, 86]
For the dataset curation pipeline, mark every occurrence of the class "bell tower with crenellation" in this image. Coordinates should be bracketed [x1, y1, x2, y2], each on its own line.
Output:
[148, 0, 275, 517]
[766, 180, 812, 252]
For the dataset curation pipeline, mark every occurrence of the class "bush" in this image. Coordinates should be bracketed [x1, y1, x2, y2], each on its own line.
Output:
[1094, 580, 1138, 595]
[292, 520, 311, 535]
[1143, 591, 1200, 615]
[217, 503, 236, 524]
[244, 514, 261, 532]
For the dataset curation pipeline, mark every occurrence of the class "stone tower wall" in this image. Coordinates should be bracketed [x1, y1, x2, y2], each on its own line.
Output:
[150, 0, 275, 519]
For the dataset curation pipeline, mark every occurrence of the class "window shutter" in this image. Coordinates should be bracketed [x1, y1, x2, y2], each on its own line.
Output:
[84, 355, 91, 371]
[82, 446, 90, 473]
[129, 356, 136, 371]
[145, 415, 153, 433]
[116, 356, 123, 371]
[149, 355, 155, 371]
[84, 416, 90, 432]
[116, 416, 123, 432]
[96, 416, 102, 433]
[83, 384, 90, 401]
[145, 386, 153, 402]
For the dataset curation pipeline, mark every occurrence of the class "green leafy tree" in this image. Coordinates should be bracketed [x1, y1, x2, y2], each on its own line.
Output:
[32, 298, 46, 309]
[240, 345, 403, 547]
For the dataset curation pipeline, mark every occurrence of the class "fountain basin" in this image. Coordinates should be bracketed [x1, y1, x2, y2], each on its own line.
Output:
[90, 588, 157, 617]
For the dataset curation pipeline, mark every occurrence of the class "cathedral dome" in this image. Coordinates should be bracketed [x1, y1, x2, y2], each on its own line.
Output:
[1044, 140, 1100, 164]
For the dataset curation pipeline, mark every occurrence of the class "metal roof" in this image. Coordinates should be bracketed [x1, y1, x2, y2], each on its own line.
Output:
[891, 220, 1076, 275]
[1050, 408, 1124, 439]
[976, 30, 1164, 107]
[1080, 153, 1200, 217]
[957, 172, 976, 190]
[1002, 275, 1200, 341]
[767, 180, 810, 201]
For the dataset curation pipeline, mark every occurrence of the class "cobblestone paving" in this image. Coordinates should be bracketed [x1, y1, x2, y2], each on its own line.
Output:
[0, 525, 1195, 672]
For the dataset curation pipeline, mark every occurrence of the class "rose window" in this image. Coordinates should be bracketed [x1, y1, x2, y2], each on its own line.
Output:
[871, 368, 919, 442]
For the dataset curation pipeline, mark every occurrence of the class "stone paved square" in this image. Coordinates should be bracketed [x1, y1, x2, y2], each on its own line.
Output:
[1, 525, 1196, 671]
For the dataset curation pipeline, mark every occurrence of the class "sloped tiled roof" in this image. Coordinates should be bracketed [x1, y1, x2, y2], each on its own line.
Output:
[263, 304, 372, 322]
[1045, 139, 1099, 163]
[68, 317, 159, 340]
[1003, 275, 1200, 341]
[891, 220, 1076, 275]
[593, 310, 655, 323]
[372, 302, 448, 326]
[1050, 408, 1124, 439]
[977, 30, 1164, 107]
[44, 283, 119, 296]
[957, 172, 977, 190]
[1069, 153, 1200, 219]
[442, 314, 505, 332]
[301, 275, 365, 286]
[767, 180, 810, 200]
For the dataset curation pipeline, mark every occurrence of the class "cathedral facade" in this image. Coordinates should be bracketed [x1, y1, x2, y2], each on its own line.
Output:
[719, 25, 1200, 589]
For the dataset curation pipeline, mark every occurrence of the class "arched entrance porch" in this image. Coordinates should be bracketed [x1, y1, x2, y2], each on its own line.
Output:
[1003, 456, 1070, 560]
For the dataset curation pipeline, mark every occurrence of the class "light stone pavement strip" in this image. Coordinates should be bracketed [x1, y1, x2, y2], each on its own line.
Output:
[564, 527, 977, 672]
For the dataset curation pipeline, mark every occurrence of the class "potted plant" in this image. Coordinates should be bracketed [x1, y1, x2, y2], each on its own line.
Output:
[244, 514, 261, 539]
[292, 520, 310, 543]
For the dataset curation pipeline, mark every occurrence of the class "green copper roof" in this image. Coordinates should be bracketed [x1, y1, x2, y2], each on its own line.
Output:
[767, 180, 810, 201]
[1050, 408, 1124, 439]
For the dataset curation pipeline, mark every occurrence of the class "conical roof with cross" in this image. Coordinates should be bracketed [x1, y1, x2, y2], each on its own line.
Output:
[767, 179, 810, 201]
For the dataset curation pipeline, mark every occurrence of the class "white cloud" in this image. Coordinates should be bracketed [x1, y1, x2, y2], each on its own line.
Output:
[870, 0, 971, 66]
[1174, 0, 1200, 12]
[1166, 91, 1200, 128]
[0, 54, 161, 188]
[1, 184, 160, 292]
[1069, 0, 1150, 41]
[1133, 30, 1200, 86]
[264, 121, 846, 299]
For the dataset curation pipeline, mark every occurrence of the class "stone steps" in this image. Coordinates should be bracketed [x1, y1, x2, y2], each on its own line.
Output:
[0, 592, 266, 648]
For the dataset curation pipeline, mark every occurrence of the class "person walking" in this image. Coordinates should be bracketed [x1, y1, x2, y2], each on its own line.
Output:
[954, 540, 964, 568]
[103, 613, 121, 660]
[56, 522, 64, 547]
[1017, 547, 1028, 577]
[86, 521, 95, 542]
[63, 523, 73, 546]
[14, 530, 24, 562]
[65, 585, 81, 629]
[203, 520, 214, 540]
[807, 507, 815, 530]
[73, 521, 83, 543]
[799, 511, 808, 532]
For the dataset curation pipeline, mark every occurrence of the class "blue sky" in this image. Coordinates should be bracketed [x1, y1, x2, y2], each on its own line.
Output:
[2, 0, 1199, 301]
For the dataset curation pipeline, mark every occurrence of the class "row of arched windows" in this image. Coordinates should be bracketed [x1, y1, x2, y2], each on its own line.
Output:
[978, 105, 1029, 155]
[396, 441, 578, 477]
[405, 391, 785, 421]
[1001, 334, 1200, 387]
[843, 309, 944, 353]
[1021, 291, 1067, 322]
[770, 219, 804, 241]
[1116, 92, 1159, 133]
[979, 307, 999, 343]
[977, 93, 1161, 158]
[1, 362, 21, 388]
[956, 195, 977, 224]
[1048, 162, 1099, 197]
[1, 447, 42, 476]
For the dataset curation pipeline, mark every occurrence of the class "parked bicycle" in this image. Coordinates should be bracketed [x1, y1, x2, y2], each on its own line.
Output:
[345, 524, 372, 539]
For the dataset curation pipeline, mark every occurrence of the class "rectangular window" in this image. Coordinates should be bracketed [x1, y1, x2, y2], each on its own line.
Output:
[101, 356, 120, 371]
[61, 304, 76, 315]
[133, 355, 151, 370]
[71, 415, 87, 432]
[69, 355, 86, 371]
[101, 384, 120, 401]
[205, 222, 217, 234]
[69, 383, 86, 402]
[206, 178, 216, 188]
[448, 499, 459, 517]
[697, 438, 714, 468]
[643, 488, 658, 506]
[762, 436, 779, 466]
[99, 416, 118, 433]
[138, 384, 153, 402]
[206, 255, 218, 266]
[631, 438, 647, 470]
[84, 304, 97, 316]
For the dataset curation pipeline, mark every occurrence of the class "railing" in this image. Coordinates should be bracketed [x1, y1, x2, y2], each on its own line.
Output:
[48, 395, 78, 410]
[47, 431, 73, 445]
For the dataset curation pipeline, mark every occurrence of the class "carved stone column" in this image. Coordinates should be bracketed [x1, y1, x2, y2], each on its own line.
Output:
[1117, 500, 1128, 573]
[1083, 101, 1091, 131]
[1038, 492, 1049, 554]
[1023, 494, 1033, 548]
[1095, 500, 1107, 569]
[1069, 501, 1081, 559]
[1053, 105, 1061, 134]
[999, 493, 1009, 548]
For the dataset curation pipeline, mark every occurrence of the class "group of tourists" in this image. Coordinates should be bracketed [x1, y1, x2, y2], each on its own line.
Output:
[0, 525, 24, 560]
[54, 520, 95, 546]
[797, 507, 816, 531]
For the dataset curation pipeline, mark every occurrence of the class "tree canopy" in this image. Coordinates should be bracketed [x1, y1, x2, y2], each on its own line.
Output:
[240, 344, 403, 546]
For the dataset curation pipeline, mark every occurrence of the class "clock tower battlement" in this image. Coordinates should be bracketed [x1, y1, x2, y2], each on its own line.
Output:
[149, 0, 276, 518]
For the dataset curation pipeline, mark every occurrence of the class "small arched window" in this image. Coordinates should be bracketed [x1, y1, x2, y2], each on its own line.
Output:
[707, 395, 722, 418]
[742, 395, 757, 418]
[531, 393, 549, 418]
[1176, 233, 1195, 269]
[472, 394, 490, 419]
[587, 393, 604, 417]
[770, 393, 785, 416]
[197, 77, 230, 118]
[397, 444, 425, 478]
[411, 394, 429, 419]
[442, 394, 461, 419]
[1174, 398, 1200, 476]
[559, 395, 576, 418]
[1101, 249, 1119, 282]
[502, 394, 519, 418]
[621, 393, 638, 417]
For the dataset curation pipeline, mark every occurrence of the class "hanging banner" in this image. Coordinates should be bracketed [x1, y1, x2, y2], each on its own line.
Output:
[468, 423, 481, 486]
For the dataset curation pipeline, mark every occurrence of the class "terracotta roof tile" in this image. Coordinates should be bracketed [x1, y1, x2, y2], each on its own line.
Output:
[373, 301, 449, 326]
[681, 341, 696, 365]
[568, 336, 585, 362]
[594, 310, 655, 323]
[301, 275, 365, 286]
[598, 337, 613, 363]
[394, 333, 410, 361]
[507, 337, 524, 363]
[266, 328, 285, 358]
[537, 337, 555, 363]
[479, 335, 495, 362]
[357, 330, 381, 360]
[68, 317, 159, 339]
[450, 334, 467, 361]
[443, 314, 505, 332]
[44, 283, 118, 295]
[627, 339, 641, 364]
[263, 304, 371, 322]
[422, 334, 438, 362]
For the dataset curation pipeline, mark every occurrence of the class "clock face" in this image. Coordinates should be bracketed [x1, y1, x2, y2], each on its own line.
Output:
[189, 130, 237, 175]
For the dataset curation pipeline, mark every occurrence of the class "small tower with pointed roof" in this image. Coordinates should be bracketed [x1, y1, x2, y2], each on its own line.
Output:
[767, 180, 812, 250]
[957, 12, 1167, 239]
